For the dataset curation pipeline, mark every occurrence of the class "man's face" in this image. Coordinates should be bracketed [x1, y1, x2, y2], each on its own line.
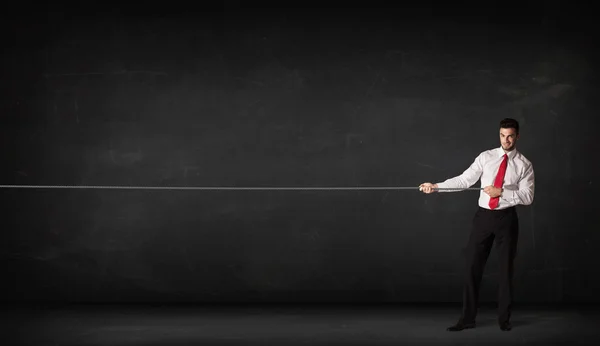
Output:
[500, 127, 518, 151]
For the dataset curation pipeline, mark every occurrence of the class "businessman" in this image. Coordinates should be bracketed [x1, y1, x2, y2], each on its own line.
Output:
[420, 118, 535, 331]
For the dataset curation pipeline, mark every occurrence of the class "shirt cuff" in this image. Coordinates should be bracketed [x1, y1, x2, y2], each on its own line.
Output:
[501, 188, 516, 205]
[435, 182, 451, 191]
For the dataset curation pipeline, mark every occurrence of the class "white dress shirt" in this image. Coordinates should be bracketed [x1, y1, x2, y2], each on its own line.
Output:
[436, 146, 535, 210]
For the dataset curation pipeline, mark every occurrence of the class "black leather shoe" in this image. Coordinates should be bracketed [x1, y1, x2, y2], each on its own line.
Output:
[447, 322, 476, 331]
[499, 321, 512, 331]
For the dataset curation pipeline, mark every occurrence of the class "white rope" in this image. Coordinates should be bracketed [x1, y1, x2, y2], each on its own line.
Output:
[0, 185, 482, 191]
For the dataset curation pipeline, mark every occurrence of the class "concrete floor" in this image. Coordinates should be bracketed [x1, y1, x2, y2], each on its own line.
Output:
[3, 303, 599, 345]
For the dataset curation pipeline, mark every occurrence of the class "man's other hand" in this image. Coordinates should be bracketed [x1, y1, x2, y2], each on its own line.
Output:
[484, 185, 502, 198]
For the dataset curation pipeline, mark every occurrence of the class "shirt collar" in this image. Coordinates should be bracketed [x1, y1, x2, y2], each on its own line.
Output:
[498, 146, 518, 159]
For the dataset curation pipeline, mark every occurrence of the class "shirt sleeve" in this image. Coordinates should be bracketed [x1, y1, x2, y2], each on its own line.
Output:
[435, 153, 484, 192]
[500, 162, 535, 206]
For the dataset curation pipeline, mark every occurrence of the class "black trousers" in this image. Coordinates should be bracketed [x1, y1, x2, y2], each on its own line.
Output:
[460, 206, 519, 325]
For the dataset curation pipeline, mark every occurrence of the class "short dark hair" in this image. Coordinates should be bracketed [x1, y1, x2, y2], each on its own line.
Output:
[500, 118, 519, 134]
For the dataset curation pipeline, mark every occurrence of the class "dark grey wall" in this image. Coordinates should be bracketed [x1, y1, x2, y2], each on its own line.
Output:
[2, 3, 598, 304]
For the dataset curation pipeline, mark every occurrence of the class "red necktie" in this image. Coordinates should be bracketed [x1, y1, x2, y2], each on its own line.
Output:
[489, 153, 508, 210]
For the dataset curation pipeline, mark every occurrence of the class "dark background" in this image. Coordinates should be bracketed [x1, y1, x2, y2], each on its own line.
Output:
[1, 1, 598, 304]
